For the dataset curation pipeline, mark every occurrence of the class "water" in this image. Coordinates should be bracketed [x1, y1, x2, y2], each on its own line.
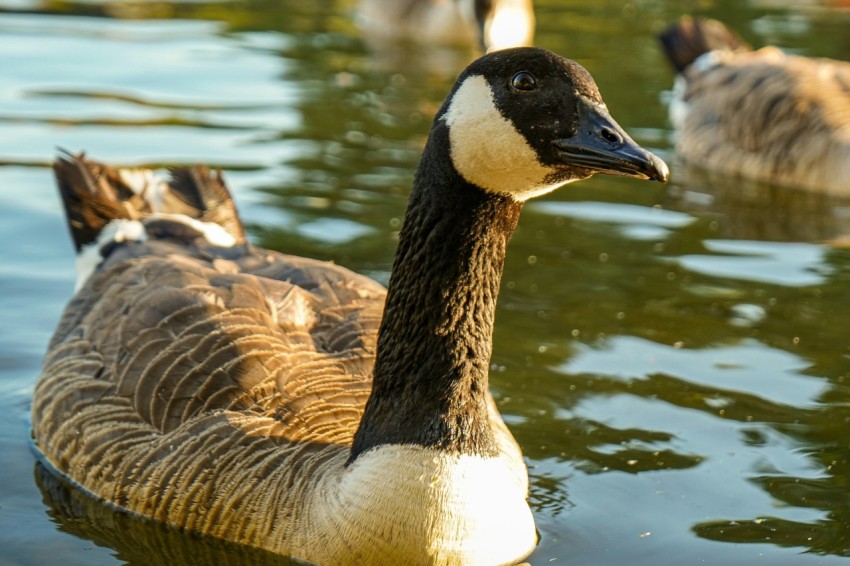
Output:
[2, 0, 850, 564]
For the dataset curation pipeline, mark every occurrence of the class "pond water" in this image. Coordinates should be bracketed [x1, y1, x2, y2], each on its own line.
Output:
[3, 0, 850, 564]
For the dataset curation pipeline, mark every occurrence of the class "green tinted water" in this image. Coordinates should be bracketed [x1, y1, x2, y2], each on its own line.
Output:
[2, 0, 850, 564]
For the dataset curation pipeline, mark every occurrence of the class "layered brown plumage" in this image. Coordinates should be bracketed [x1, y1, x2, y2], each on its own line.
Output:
[36, 154, 389, 549]
[32, 48, 668, 565]
[659, 16, 850, 193]
[36, 153, 535, 565]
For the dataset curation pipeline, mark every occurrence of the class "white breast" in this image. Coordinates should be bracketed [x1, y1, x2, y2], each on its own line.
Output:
[303, 445, 537, 565]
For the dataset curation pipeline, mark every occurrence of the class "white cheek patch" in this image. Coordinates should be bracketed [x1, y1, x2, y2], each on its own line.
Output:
[443, 75, 569, 201]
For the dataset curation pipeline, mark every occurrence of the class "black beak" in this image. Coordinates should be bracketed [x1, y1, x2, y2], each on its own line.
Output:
[554, 98, 669, 183]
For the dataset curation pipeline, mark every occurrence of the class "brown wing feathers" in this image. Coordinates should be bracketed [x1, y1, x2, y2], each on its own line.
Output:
[35, 153, 387, 548]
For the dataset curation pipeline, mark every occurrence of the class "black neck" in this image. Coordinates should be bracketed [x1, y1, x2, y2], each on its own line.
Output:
[349, 126, 523, 463]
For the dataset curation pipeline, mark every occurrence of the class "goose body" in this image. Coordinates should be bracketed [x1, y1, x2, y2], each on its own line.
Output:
[357, 0, 534, 52]
[32, 47, 667, 565]
[658, 16, 850, 193]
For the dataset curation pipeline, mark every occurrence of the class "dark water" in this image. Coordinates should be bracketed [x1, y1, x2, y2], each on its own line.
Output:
[3, 0, 850, 564]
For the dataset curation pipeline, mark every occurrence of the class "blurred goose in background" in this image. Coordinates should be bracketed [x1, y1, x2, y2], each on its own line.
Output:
[357, 0, 534, 52]
[658, 16, 850, 194]
[32, 47, 666, 565]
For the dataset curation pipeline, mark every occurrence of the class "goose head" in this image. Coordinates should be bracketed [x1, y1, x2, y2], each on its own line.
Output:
[435, 46, 669, 201]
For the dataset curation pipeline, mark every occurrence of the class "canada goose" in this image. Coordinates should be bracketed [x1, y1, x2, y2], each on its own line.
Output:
[32, 47, 668, 565]
[658, 16, 850, 193]
[357, 0, 535, 53]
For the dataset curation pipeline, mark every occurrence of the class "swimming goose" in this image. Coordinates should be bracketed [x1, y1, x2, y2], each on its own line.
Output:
[32, 47, 667, 565]
[658, 16, 850, 194]
[357, 0, 534, 53]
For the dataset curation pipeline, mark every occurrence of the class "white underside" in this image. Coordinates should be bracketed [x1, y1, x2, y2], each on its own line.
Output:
[302, 445, 537, 565]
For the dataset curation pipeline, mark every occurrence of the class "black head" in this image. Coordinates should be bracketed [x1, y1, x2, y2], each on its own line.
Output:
[436, 47, 668, 201]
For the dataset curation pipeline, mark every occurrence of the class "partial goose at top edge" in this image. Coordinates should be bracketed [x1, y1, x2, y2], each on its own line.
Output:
[658, 15, 850, 194]
[357, 0, 535, 53]
[32, 47, 667, 566]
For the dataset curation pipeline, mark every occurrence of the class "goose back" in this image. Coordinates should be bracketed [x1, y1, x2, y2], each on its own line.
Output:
[36, 156, 384, 546]
[659, 17, 850, 193]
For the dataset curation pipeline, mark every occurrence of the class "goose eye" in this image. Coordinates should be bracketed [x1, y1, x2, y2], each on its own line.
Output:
[511, 71, 537, 91]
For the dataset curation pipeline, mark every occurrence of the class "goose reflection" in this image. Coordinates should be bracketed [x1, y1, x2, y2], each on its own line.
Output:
[33, 463, 299, 566]
[662, 161, 850, 244]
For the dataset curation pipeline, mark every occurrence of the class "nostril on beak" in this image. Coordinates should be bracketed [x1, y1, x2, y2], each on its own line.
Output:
[599, 127, 622, 145]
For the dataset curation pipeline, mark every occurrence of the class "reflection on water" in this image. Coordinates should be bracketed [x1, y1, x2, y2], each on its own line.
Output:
[664, 162, 850, 243]
[34, 463, 300, 566]
[4, 0, 850, 564]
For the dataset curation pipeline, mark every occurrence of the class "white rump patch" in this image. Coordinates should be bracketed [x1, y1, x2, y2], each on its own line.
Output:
[691, 49, 724, 74]
[443, 75, 568, 201]
[146, 213, 237, 248]
[74, 214, 236, 293]
[75, 219, 147, 292]
[669, 75, 689, 130]
[118, 168, 168, 212]
[671, 50, 726, 129]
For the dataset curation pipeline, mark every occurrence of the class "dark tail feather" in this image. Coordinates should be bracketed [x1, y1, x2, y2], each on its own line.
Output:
[54, 152, 147, 252]
[166, 166, 246, 247]
[54, 152, 246, 252]
[658, 16, 750, 74]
